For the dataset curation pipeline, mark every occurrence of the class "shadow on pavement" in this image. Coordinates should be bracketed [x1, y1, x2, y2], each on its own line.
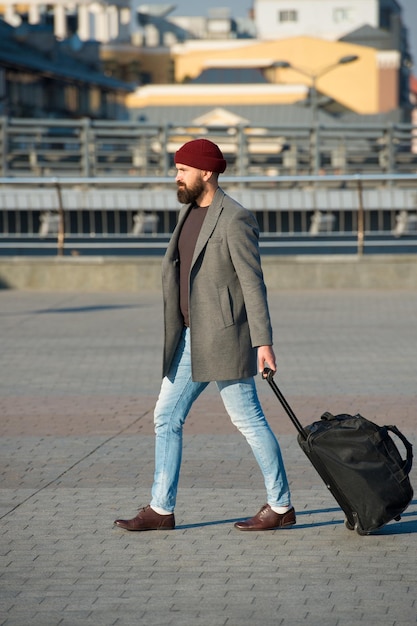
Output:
[176, 502, 417, 534]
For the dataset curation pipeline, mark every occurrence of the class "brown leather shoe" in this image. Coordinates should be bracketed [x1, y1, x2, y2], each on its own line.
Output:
[234, 504, 296, 531]
[114, 505, 175, 531]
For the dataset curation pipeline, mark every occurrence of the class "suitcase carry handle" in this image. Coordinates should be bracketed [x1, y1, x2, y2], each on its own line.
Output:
[263, 368, 307, 441]
[385, 425, 413, 475]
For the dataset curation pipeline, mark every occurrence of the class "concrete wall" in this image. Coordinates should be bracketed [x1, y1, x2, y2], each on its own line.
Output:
[1, 255, 417, 291]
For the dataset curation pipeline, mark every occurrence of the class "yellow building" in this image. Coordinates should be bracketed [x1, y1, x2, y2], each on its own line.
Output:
[126, 36, 400, 116]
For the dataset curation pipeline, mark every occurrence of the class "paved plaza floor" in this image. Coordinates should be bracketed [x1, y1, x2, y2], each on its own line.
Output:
[1, 289, 416, 626]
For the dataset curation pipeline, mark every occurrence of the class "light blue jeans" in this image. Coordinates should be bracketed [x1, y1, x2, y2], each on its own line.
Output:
[151, 328, 291, 513]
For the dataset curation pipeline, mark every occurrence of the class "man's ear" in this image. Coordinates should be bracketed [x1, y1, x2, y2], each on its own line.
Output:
[202, 170, 215, 182]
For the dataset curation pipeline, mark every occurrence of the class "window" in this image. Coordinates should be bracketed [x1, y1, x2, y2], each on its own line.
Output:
[65, 85, 78, 113]
[89, 87, 101, 115]
[333, 8, 352, 23]
[0, 68, 5, 100]
[278, 10, 298, 23]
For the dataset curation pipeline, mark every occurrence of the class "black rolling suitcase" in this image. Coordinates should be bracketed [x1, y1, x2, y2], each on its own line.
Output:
[264, 369, 414, 535]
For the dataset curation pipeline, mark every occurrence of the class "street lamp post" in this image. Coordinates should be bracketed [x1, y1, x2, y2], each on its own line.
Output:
[275, 54, 358, 174]
[275, 55, 358, 123]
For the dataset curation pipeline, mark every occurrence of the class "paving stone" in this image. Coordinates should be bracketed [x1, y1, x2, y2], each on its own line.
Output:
[1, 290, 416, 626]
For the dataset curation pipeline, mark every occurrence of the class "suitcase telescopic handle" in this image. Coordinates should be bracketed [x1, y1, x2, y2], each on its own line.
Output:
[263, 368, 307, 441]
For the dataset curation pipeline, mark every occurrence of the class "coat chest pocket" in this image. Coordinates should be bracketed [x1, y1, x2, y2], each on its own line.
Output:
[207, 237, 222, 246]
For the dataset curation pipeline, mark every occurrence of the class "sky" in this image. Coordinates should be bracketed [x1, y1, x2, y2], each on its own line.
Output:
[170, 0, 417, 73]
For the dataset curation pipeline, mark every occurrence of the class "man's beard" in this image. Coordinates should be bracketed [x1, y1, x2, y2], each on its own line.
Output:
[177, 177, 205, 205]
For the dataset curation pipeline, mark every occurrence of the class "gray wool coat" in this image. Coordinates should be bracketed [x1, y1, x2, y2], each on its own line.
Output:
[161, 187, 273, 382]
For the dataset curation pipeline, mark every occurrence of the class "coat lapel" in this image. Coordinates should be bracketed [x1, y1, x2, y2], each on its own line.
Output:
[191, 188, 225, 266]
[166, 204, 192, 260]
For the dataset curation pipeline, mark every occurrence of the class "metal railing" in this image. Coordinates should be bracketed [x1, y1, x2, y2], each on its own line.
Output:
[2, 117, 417, 178]
[1, 173, 417, 257]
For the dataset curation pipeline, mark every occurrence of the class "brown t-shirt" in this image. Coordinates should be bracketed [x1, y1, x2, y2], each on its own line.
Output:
[178, 205, 208, 327]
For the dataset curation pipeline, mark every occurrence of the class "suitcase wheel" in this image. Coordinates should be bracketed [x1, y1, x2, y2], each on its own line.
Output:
[345, 518, 354, 531]
[354, 522, 371, 536]
[352, 513, 371, 536]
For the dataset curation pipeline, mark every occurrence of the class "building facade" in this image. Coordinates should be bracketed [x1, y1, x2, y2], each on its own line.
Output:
[253, 0, 398, 41]
[0, 0, 413, 123]
[0, 19, 132, 119]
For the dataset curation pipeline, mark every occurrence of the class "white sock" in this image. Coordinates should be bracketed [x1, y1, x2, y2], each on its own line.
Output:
[270, 505, 291, 514]
[151, 505, 172, 516]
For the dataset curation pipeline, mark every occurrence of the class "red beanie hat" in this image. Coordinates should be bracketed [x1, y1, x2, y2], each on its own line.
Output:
[175, 138, 227, 173]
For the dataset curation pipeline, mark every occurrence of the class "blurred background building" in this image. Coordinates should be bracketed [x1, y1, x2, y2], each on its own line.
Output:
[1, 1, 417, 258]
[0, 0, 415, 123]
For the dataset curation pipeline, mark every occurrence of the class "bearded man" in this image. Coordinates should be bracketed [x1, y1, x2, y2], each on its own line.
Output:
[114, 138, 295, 532]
